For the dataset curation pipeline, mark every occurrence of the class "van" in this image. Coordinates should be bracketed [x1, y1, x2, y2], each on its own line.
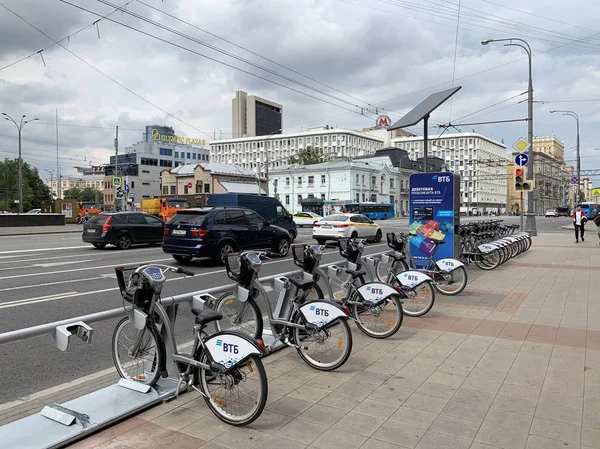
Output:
[207, 194, 297, 241]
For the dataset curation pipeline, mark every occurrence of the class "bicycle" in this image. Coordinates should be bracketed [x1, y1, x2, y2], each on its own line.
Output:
[289, 242, 407, 339]
[112, 263, 268, 426]
[213, 251, 353, 371]
[373, 232, 468, 297]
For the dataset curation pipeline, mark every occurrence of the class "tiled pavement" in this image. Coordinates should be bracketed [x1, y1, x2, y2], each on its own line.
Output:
[46, 233, 600, 447]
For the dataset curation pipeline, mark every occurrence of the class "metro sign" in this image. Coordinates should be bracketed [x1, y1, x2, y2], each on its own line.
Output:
[376, 115, 392, 129]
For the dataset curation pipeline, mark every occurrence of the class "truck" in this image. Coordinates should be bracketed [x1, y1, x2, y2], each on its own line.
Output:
[76, 201, 102, 223]
[207, 193, 297, 241]
[141, 197, 189, 222]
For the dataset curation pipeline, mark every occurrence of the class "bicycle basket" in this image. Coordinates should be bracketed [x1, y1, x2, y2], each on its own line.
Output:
[292, 244, 318, 272]
[339, 239, 360, 263]
[386, 232, 406, 252]
[224, 253, 242, 283]
[115, 265, 153, 313]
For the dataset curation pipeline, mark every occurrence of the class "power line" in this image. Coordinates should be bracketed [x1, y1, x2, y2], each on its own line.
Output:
[0, 1, 212, 139]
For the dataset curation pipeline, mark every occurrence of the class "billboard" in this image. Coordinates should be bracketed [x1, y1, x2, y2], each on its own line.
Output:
[408, 172, 460, 268]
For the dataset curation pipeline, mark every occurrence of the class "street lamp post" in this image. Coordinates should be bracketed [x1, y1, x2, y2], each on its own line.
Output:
[257, 128, 282, 196]
[550, 110, 579, 206]
[2, 113, 39, 213]
[481, 38, 537, 235]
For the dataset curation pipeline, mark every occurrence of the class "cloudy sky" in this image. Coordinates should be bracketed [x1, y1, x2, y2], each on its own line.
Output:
[1, 0, 600, 180]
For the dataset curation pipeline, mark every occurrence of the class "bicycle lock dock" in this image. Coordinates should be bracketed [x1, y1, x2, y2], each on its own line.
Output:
[0, 255, 368, 449]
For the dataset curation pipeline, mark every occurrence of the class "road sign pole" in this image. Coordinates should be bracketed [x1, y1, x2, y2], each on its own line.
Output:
[520, 192, 524, 231]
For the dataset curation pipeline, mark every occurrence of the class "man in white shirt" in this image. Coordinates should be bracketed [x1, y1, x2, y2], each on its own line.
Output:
[573, 205, 587, 243]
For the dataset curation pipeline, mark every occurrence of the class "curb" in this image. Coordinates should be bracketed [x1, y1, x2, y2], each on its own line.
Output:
[0, 229, 82, 237]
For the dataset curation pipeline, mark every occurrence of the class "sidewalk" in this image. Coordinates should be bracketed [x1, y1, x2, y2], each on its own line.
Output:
[27, 232, 600, 448]
[0, 224, 81, 236]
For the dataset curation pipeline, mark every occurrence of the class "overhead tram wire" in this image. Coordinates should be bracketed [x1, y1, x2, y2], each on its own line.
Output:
[135, 0, 380, 112]
[0, 0, 135, 72]
[96, 0, 381, 114]
[59, 1, 383, 121]
[0, 1, 213, 139]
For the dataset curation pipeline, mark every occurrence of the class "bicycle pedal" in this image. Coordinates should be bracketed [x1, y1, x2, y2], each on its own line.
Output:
[283, 337, 299, 349]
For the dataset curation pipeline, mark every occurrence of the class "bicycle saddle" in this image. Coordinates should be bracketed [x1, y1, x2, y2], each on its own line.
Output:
[288, 275, 315, 291]
[345, 268, 367, 279]
[191, 309, 223, 325]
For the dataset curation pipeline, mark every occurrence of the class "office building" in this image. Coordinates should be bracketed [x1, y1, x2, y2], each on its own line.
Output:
[232, 90, 283, 137]
[393, 132, 507, 213]
[210, 127, 385, 171]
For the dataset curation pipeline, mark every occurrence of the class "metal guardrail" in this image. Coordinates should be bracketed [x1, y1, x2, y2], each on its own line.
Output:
[0, 255, 370, 449]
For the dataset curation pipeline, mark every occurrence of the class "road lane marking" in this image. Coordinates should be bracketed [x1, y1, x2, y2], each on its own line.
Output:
[0, 258, 174, 281]
[0, 245, 161, 258]
[0, 243, 387, 309]
[0, 276, 104, 292]
[33, 260, 95, 268]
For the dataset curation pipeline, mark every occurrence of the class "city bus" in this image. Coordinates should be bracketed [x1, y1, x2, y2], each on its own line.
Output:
[576, 202, 600, 218]
[344, 202, 395, 220]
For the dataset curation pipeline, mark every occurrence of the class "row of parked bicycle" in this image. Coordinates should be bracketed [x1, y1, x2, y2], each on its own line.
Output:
[111, 221, 531, 427]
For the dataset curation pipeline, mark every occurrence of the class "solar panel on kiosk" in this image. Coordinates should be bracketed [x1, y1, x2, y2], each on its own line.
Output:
[387, 86, 462, 130]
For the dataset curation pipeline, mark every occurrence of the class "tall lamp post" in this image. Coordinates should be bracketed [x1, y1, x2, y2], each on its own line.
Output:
[2, 113, 39, 213]
[257, 128, 282, 196]
[550, 110, 579, 207]
[481, 38, 536, 235]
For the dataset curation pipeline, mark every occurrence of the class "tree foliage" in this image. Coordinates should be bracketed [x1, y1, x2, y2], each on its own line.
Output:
[0, 158, 51, 212]
[63, 186, 103, 202]
[288, 147, 326, 165]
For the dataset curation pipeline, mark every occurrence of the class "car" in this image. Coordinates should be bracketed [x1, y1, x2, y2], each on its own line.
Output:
[312, 213, 382, 244]
[162, 207, 291, 264]
[25, 208, 42, 214]
[293, 212, 322, 227]
[82, 212, 165, 249]
[545, 209, 557, 217]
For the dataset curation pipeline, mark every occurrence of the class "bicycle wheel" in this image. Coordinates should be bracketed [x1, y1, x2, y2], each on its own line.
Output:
[292, 313, 353, 370]
[198, 354, 268, 426]
[400, 281, 435, 317]
[112, 317, 163, 386]
[376, 258, 409, 284]
[352, 293, 403, 338]
[214, 293, 263, 339]
[304, 283, 325, 301]
[432, 266, 468, 296]
[474, 250, 500, 270]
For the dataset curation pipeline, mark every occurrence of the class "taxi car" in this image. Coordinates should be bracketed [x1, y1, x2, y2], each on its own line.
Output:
[313, 213, 382, 244]
[293, 212, 322, 227]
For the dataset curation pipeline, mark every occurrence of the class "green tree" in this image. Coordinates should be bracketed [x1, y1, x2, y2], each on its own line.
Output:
[63, 186, 102, 203]
[0, 158, 51, 212]
[288, 146, 326, 165]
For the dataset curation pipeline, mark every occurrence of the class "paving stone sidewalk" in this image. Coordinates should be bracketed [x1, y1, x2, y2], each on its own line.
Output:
[52, 233, 600, 448]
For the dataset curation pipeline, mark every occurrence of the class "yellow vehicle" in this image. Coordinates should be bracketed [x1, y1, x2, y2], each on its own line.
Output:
[141, 197, 189, 222]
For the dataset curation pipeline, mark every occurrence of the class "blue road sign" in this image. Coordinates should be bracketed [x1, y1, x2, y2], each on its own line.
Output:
[124, 184, 129, 193]
[571, 176, 579, 184]
[514, 153, 529, 166]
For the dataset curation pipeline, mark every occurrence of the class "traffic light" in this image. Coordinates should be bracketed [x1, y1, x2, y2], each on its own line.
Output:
[515, 167, 533, 191]
[116, 186, 124, 198]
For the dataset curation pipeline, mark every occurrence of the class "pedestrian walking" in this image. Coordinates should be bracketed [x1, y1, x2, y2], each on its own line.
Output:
[594, 212, 600, 244]
[573, 205, 587, 243]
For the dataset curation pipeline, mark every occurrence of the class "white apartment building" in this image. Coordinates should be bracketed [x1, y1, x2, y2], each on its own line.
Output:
[393, 132, 508, 212]
[47, 175, 104, 199]
[269, 160, 398, 215]
[210, 127, 385, 172]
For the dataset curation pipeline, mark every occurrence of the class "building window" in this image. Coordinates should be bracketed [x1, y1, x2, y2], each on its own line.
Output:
[372, 176, 377, 186]
[184, 185, 189, 194]
[285, 177, 290, 186]
[308, 175, 314, 186]
[163, 186, 168, 194]
[390, 179, 394, 188]
[362, 175, 365, 185]
[204, 183, 210, 193]
[159, 148, 173, 156]
[297, 194, 302, 204]
[321, 193, 326, 201]
[297, 176, 302, 186]
[285, 195, 290, 205]
[356, 193, 360, 202]
[170, 186, 176, 194]
[321, 175, 326, 185]
[175, 152, 179, 158]
[193, 153, 196, 159]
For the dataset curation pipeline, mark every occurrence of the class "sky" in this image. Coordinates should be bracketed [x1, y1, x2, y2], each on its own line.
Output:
[1, 0, 600, 181]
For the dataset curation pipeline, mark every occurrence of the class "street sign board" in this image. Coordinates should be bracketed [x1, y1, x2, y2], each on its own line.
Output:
[124, 184, 129, 193]
[571, 176, 579, 185]
[187, 182, 193, 188]
[591, 187, 600, 197]
[112, 177, 122, 187]
[130, 192, 135, 199]
[513, 137, 529, 152]
[514, 153, 529, 166]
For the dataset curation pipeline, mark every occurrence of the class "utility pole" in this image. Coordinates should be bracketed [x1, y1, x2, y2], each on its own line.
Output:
[114, 125, 119, 212]
[56, 108, 61, 200]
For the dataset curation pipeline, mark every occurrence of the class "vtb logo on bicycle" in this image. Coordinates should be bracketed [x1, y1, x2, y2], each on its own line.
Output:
[216, 339, 239, 354]
[310, 305, 329, 317]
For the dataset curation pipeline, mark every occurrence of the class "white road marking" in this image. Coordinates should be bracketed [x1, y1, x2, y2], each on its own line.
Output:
[0, 243, 387, 309]
[33, 259, 95, 268]
[0, 276, 104, 292]
[0, 258, 174, 281]
[0, 246, 90, 255]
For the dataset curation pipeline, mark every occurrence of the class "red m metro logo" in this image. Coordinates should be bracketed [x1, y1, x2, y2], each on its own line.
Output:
[376, 115, 391, 128]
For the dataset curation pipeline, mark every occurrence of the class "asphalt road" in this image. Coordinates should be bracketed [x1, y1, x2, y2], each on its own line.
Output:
[0, 215, 570, 404]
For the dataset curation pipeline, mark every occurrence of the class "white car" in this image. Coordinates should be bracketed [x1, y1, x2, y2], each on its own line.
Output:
[293, 212, 322, 227]
[545, 209, 557, 217]
[313, 213, 382, 244]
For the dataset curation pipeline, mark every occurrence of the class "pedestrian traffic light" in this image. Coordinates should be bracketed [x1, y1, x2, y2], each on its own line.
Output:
[116, 186, 123, 198]
[515, 167, 533, 191]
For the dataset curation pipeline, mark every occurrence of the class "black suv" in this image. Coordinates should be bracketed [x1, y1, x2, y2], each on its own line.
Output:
[162, 207, 291, 263]
[82, 212, 164, 249]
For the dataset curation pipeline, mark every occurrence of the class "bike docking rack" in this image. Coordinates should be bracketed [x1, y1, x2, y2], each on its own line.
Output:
[0, 254, 374, 449]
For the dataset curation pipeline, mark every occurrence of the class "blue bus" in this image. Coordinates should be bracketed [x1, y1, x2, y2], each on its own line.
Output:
[344, 202, 395, 220]
[576, 202, 600, 218]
